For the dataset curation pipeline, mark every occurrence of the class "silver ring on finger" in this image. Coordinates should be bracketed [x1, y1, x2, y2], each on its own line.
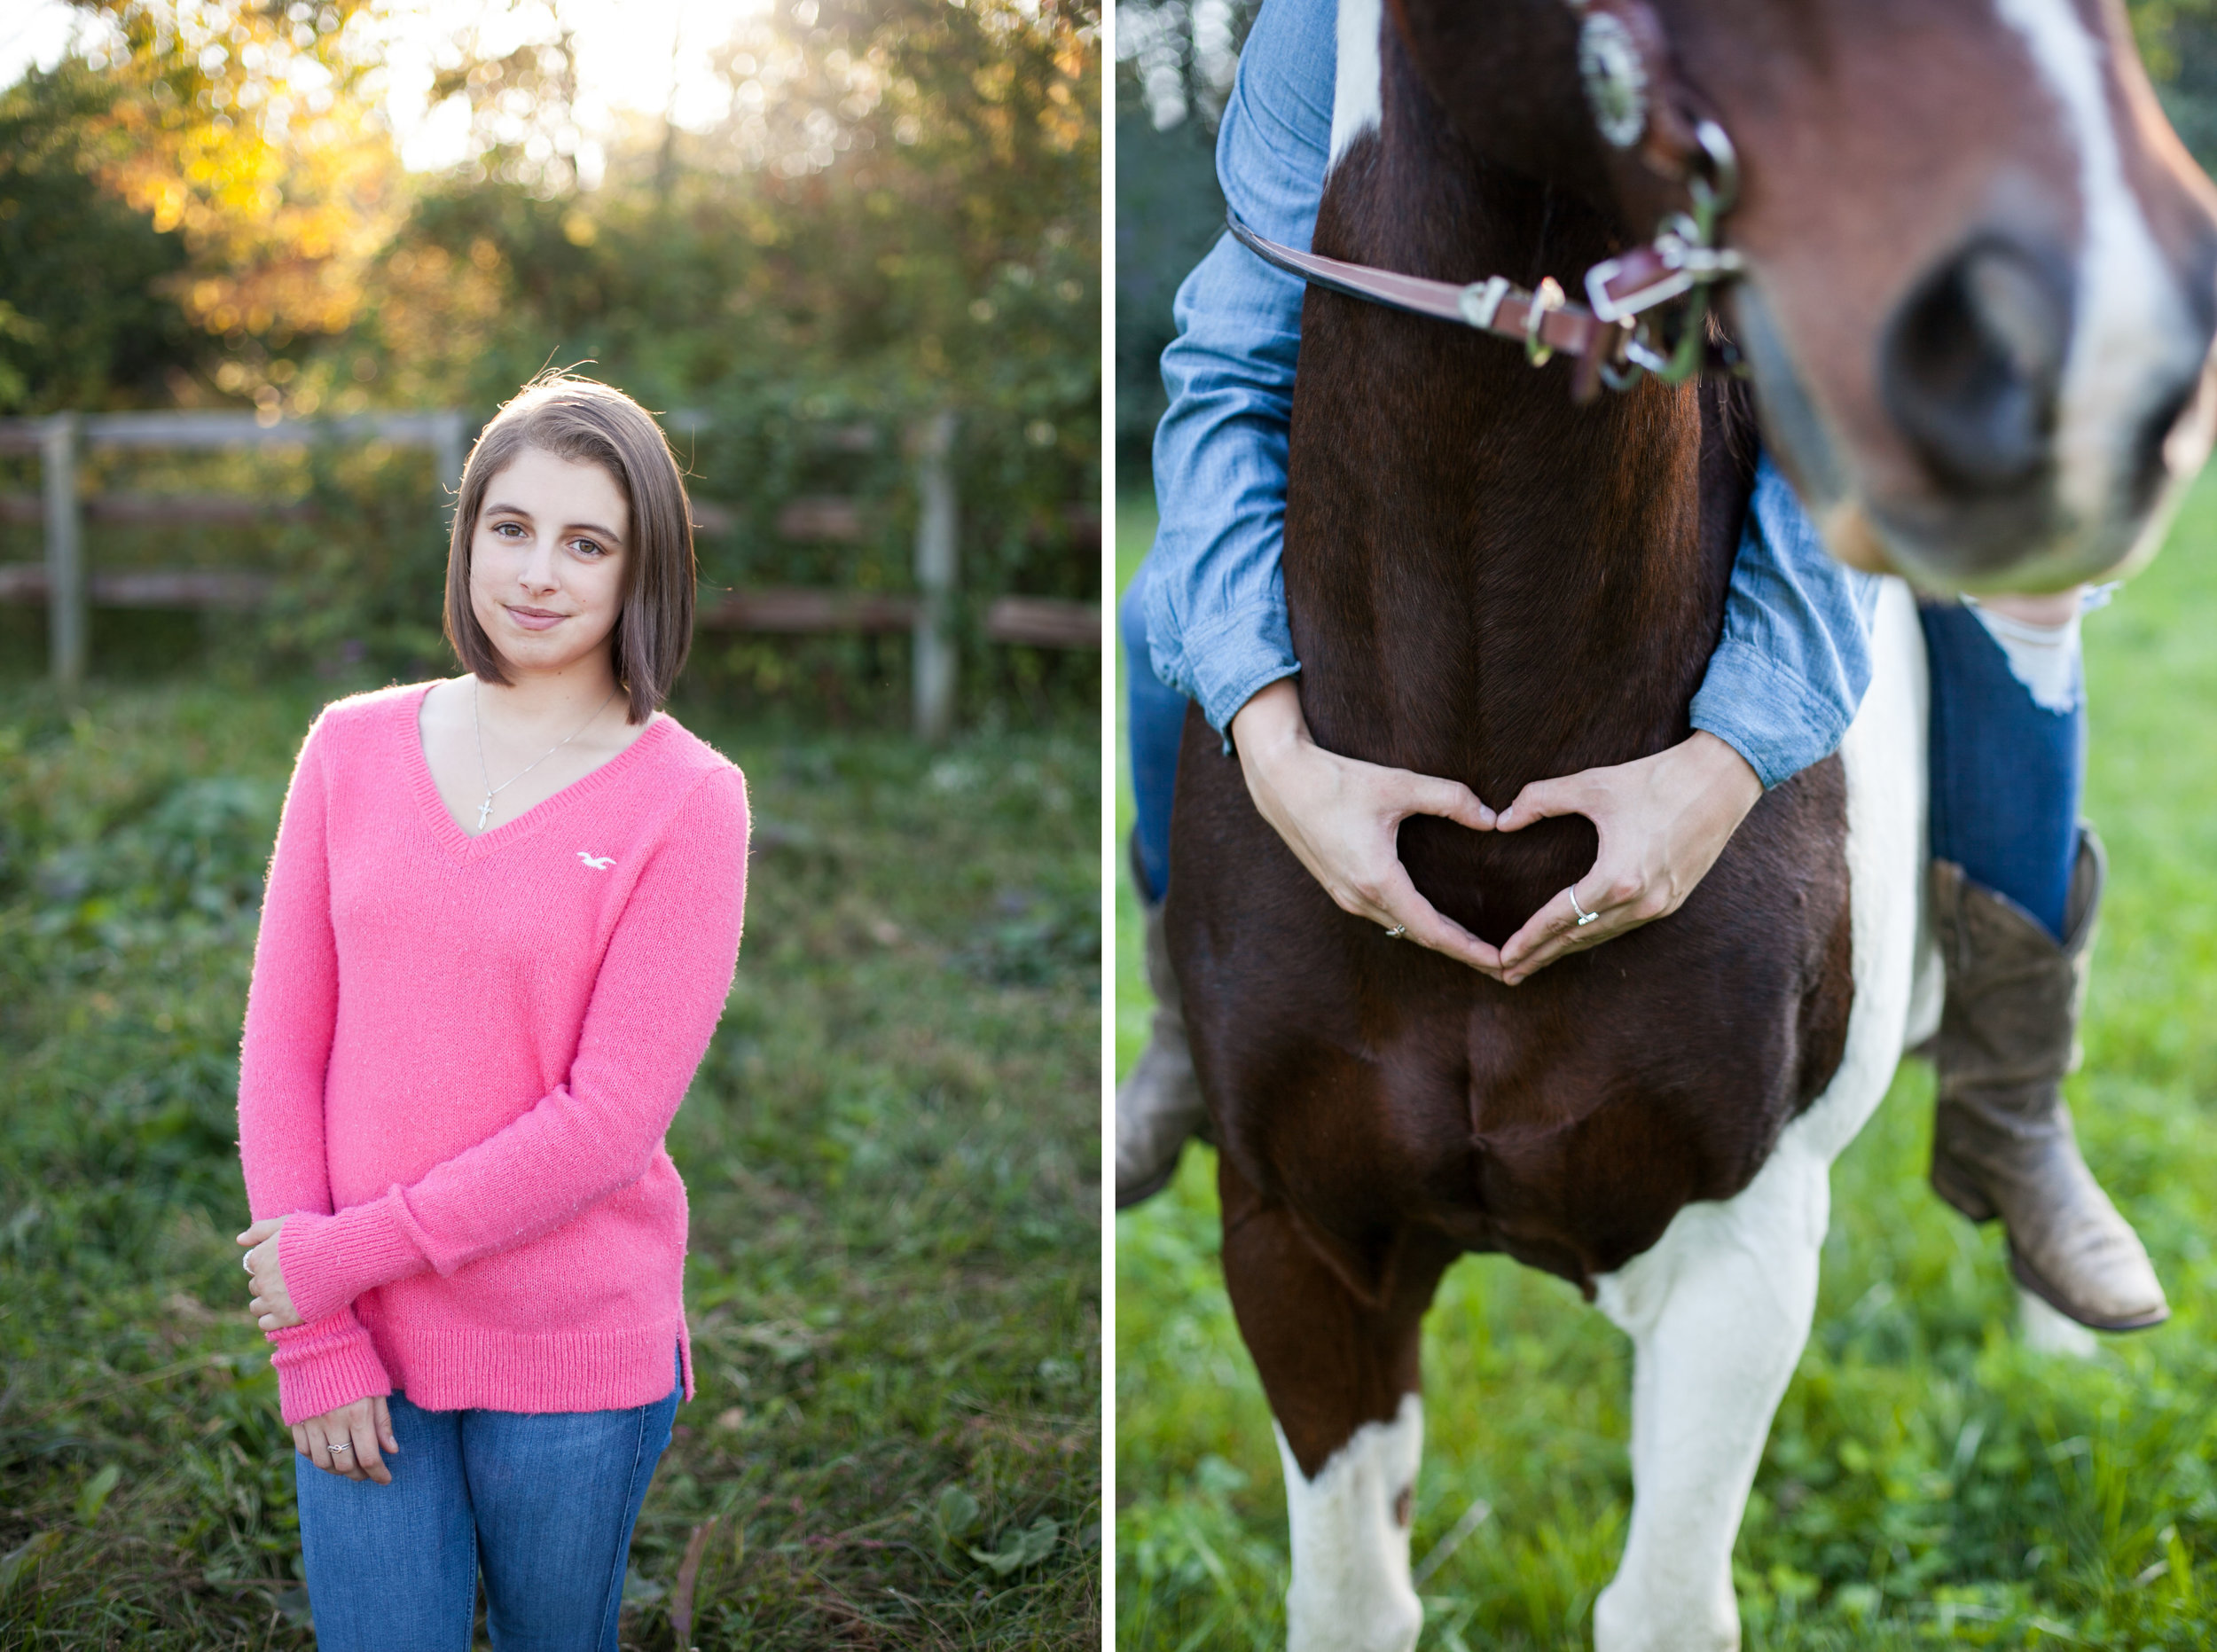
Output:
[1568, 887, 1600, 927]
[329, 1442, 351, 1454]
[1383, 923, 1407, 940]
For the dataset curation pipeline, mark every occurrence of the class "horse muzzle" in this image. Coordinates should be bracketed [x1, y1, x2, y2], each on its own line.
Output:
[1735, 249, 2217, 595]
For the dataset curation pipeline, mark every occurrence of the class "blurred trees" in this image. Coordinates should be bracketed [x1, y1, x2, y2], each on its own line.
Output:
[2, 0, 1098, 426]
[0, 1, 402, 412]
[0, 0, 1099, 716]
[0, 66, 193, 410]
[1111, 0, 1252, 475]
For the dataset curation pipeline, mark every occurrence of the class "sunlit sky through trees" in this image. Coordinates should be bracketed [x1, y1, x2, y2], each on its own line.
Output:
[1, 0, 791, 184]
[2, 0, 1096, 431]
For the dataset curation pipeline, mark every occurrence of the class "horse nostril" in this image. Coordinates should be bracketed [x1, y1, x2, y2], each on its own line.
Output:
[1881, 236, 2071, 493]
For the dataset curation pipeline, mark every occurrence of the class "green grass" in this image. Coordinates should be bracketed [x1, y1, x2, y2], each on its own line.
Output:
[0, 681, 1101, 1648]
[1115, 474, 2217, 1648]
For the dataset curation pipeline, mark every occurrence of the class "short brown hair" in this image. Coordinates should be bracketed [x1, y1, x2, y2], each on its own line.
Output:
[444, 372, 695, 724]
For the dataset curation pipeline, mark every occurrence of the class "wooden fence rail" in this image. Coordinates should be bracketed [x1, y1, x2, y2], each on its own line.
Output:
[0, 411, 1099, 739]
[0, 565, 1101, 647]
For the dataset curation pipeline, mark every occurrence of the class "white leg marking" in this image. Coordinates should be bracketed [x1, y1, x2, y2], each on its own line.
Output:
[1328, 0, 1383, 169]
[1593, 1145, 1828, 1652]
[2018, 1285, 2102, 1357]
[1278, 1394, 1424, 1652]
[1590, 581, 1930, 1652]
[1996, 0, 2202, 560]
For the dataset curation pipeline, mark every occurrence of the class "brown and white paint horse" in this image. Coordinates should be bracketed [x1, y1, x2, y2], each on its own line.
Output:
[1163, 2, 2217, 1648]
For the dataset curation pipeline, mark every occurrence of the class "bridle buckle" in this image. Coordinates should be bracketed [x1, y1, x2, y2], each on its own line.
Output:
[1582, 119, 1744, 386]
[1524, 278, 1566, 365]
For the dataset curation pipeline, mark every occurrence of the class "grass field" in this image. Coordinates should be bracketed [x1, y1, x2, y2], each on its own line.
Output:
[0, 681, 1100, 1648]
[1115, 476, 2217, 1649]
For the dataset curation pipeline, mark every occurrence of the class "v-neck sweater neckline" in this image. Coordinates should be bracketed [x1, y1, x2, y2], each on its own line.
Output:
[403, 681, 677, 860]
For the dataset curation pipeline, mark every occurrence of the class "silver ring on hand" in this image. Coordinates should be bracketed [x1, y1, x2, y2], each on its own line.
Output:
[329, 1442, 351, 1454]
[1568, 888, 1600, 928]
[1383, 923, 1407, 940]
[243, 1255, 255, 1272]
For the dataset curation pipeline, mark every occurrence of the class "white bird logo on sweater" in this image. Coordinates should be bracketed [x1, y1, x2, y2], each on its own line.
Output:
[577, 851, 615, 870]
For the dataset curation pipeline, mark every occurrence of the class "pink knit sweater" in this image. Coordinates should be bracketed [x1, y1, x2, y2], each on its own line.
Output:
[237, 682, 748, 1426]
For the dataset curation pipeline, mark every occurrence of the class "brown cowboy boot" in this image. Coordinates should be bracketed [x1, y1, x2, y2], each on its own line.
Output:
[1116, 847, 1209, 1210]
[1929, 827, 2168, 1331]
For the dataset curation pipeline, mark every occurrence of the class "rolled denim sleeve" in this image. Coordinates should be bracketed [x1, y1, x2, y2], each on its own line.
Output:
[1689, 453, 1882, 788]
[1143, 0, 1876, 777]
[1143, 0, 1334, 733]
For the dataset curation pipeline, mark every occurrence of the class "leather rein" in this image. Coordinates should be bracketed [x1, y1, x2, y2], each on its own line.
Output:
[1230, 2, 1750, 403]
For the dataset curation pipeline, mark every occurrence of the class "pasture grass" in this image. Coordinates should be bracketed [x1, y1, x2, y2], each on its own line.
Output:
[1114, 477, 2217, 1648]
[0, 679, 1101, 1648]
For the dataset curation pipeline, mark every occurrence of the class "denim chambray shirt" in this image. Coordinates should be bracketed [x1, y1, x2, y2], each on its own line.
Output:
[1142, 0, 1877, 788]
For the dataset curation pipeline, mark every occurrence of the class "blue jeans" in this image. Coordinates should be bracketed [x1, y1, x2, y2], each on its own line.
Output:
[1921, 600, 2085, 941]
[294, 1351, 681, 1652]
[1122, 571, 1188, 905]
[1123, 558, 2088, 943]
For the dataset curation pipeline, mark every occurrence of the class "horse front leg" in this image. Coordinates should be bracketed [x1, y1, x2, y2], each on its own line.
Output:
[1590, 1137, 1831, 1652]
[1218, 1151, 1455, 1652]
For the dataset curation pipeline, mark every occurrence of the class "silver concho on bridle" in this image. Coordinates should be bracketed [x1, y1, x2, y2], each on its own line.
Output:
[1576, 12, 1648, 149]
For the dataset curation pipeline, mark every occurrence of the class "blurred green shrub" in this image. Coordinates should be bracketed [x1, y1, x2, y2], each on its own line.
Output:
[0, 713, 282, 1225]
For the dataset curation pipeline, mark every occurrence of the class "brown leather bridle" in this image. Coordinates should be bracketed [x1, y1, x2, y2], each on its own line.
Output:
[1228, 1, 1750, 403]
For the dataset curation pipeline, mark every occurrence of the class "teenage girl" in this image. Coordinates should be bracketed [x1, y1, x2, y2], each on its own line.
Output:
[234, 373, 749, 1649]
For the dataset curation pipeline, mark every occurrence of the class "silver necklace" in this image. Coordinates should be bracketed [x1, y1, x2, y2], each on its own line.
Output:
[472, 679, 616, 832]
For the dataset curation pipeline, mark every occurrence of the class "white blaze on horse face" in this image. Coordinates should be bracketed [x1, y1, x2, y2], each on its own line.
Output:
[1329, 0, 1385, 170]
[1277, 1395, 1423, 1652]
[1995, 0, 2205, 562]
[1590, 580, 1931, 1651]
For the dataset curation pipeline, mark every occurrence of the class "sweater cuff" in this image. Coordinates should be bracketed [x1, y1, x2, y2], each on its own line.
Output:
[268, 1312, 393, 1426]
[278, 1194, 429, 1327]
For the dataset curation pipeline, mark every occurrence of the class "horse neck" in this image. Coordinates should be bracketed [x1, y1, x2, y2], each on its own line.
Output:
[1283, 44, 1743, 804]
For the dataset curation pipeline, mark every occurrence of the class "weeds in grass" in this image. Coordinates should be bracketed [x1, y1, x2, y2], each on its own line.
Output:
[0, 680, 1100, 1648]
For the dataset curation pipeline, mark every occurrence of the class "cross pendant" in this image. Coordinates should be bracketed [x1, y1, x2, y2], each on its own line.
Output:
[476, 796, 494, 831]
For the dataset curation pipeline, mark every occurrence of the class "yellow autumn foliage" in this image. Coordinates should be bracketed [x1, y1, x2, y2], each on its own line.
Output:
[68, 1, 404, 346]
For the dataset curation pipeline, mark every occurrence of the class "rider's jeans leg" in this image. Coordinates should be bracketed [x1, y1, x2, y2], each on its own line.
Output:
[1919, 599, 2087, 943]
[1122, 560, 1187, 905]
